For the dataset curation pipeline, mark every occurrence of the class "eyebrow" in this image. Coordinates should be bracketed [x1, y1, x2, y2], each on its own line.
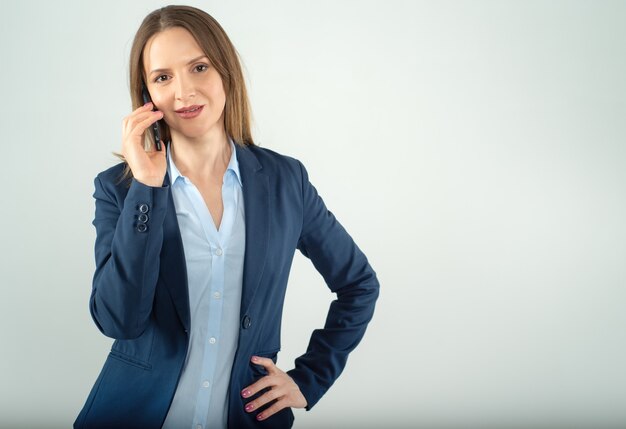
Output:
[149, 55, 209, 75]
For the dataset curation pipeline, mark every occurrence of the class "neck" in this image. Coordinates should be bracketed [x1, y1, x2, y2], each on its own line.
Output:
[169, 128, 231, 181]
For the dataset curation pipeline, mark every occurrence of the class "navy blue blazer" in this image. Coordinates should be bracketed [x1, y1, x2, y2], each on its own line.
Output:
[74, 144, 379, 428]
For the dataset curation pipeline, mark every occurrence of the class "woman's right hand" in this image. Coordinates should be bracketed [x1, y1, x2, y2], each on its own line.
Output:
[121, 102, 167, 187]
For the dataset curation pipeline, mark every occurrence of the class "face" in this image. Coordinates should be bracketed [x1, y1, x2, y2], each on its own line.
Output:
[143, 27, 227, 142]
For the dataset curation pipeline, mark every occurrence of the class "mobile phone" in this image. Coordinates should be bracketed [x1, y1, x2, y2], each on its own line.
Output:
[141, 82, 162, 151]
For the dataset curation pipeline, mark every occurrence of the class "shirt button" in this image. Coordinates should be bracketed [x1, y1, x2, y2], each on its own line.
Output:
[137, 223, 148, 233]
[213, 292, 221, 299]
[215, 248, 223, 256]
[202, 380, 210, 388]
[138, 203, 149, 213]
[209, 337, 216, 344]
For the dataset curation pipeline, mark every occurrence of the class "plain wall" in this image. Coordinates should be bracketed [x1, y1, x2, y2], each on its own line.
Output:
[1, 1, 625, 428]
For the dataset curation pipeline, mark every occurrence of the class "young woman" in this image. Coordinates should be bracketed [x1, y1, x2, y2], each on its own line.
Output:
[74, 5, 379, 429]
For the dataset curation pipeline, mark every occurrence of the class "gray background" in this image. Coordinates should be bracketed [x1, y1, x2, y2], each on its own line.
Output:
[1, 1, 625, 428]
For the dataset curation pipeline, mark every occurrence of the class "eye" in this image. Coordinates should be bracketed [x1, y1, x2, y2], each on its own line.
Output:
[154, 74, 169, 83]
[194, 64, 209, 73]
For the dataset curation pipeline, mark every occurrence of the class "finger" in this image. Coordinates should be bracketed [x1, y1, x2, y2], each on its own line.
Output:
[123, 103, 156, 123]
[244, 389, 283, 413]
[134, 109, 163, 128]
[256, 399, 289, 421]
[125, 103, 160, 123]
[129, 111, 164, 138]
[241, 374, 276, 399]
[250, 356, 278, 372]
[138, 102, 155, 112]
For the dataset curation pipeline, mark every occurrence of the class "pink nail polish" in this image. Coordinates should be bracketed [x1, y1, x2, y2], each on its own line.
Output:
[256, 413, 264, 420]
[241, 389, 250, 397]
[252, 356, 259, 362]
[245, 404, 254, 412]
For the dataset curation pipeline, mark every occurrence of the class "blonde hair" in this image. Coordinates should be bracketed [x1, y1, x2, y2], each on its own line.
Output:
[115, 5, 255, 184]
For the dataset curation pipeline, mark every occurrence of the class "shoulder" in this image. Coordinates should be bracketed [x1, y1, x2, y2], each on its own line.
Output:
[96, 162, 128, 183]
[93, 162, 133, 201]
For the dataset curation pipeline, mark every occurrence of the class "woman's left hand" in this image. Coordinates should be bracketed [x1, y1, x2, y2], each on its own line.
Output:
[241, 356, 308, 421]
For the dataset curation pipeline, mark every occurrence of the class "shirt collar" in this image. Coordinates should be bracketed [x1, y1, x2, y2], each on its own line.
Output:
[167, 137, 242, 187]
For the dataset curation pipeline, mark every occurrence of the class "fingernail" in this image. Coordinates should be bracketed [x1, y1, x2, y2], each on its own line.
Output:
[241, 389, 251, 397]
[256, 413, 265, 421]
[143, 102, 152, 107]
[245, 403, 254, 412]
[251, 356, 259, 362]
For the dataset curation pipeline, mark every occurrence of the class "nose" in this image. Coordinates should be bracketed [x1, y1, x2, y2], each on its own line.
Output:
[175, 74, 195, 101]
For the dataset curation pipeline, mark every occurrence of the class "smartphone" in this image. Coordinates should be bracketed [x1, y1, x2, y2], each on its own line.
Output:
[141, 82, 162, 151]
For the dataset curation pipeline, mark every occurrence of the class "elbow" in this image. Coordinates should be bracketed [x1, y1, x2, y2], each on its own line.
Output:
[338, 267, 380, 302]
[335, 274, 380, 313]
[90, 296, 148, 340]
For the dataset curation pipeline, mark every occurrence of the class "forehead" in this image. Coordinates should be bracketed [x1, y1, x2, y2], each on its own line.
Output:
[143, 27, 205, 73]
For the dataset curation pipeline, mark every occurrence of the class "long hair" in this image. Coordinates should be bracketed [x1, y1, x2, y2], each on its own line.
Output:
[115, 5, 255, 183]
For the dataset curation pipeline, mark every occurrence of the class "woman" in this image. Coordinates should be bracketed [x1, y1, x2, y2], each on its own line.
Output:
[75, 5, 379, 429]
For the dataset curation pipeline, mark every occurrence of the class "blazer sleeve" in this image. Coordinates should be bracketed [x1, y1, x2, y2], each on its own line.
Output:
[286, 161, 380, 410]
[89, 175, 170, 339]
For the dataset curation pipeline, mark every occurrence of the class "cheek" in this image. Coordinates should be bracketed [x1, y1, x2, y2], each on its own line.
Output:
[150, 92, 168, 111]
[149, 92, 174, 123]
[151, 96, 174, 125]
[206, 75, 227, 105]
[211, 86, 227, 108]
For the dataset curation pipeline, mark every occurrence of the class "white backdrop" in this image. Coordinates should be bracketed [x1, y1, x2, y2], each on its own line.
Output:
[1, 1, 625, 428]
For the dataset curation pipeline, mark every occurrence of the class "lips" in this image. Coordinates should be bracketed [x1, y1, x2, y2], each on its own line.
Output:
[175, 105, 203, 113]
[175, 105, 204, 119]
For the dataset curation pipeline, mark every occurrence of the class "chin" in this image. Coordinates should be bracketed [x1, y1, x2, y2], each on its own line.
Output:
[174, 125, 213, 139]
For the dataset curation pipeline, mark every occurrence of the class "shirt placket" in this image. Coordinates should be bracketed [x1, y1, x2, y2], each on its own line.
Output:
[187, 172, 235, 429]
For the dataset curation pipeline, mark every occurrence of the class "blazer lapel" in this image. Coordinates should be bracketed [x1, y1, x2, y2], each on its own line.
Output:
[235, 144, 270, 318]
[160, 172, 191, 332]
[156, 144, 269, 333]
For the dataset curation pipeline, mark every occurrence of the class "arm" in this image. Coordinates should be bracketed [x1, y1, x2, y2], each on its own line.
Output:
[89, 175, 169, 339]
[286, 161, 380, 410]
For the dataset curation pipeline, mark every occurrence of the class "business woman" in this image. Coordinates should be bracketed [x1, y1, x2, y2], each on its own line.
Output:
[75, 5, 379, 429]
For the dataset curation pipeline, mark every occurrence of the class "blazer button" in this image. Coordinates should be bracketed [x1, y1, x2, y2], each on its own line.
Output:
[242, 315, 251, 329]
[138, 213, 149, 223]
[137, 223, 148, 233]
[138, 203, 149, 213]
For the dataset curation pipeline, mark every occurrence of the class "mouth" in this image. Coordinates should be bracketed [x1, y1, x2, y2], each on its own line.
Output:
[175, 105, 204, 119]
[175, 105, 203, 113]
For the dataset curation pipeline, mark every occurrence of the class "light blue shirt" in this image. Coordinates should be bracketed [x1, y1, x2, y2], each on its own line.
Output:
[162, 138, 245, 429]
